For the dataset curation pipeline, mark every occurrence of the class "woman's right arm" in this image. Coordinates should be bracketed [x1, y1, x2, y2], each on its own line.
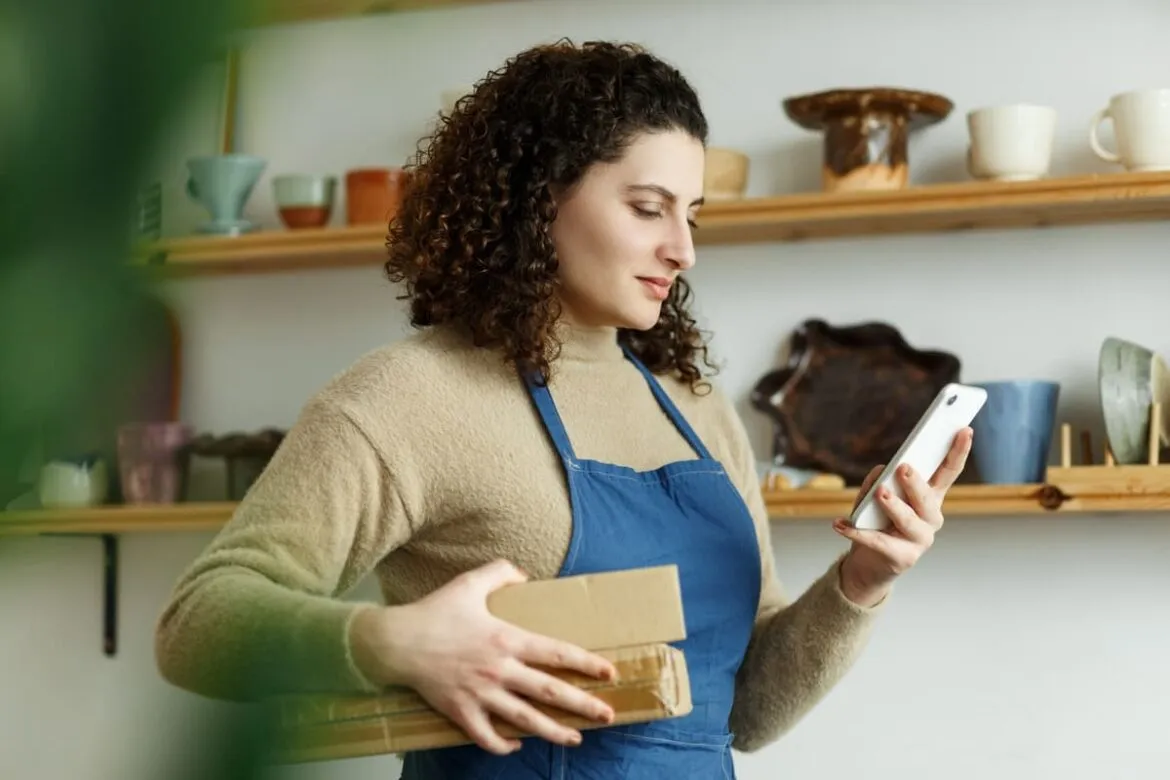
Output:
[154, 397, 616, 754]
[153, 398, 413, 700]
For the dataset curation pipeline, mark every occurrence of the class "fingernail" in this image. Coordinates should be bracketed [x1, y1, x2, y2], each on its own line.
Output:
[570, 732, 582, 746]
[901, 465, 912, 477]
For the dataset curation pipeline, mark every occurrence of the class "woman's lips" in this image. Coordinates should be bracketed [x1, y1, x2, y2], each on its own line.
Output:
[637, 276, 671, 301]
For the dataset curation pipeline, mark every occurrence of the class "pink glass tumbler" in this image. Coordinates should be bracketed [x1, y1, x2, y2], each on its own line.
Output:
[117, 422, 193, 504]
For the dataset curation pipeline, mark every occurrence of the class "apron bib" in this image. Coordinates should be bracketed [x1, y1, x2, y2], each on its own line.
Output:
[402, 348, 762, 779]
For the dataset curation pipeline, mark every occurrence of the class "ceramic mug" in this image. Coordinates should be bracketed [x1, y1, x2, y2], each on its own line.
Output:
[346, 167, 411, 226]
[39, 457, 109, 508]
[1089, 88, 1170, 171]
[967, 104, 1057, 181]
[970, 380, 1061, 484]
[273, 174, 336, 229]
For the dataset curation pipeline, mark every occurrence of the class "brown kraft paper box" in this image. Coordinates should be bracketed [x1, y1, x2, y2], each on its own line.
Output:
[268, 564, 692, 764]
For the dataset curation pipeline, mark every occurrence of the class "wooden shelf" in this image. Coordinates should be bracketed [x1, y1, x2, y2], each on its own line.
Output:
[766, 464, 1170, 519]
[694, 169, 1170, 245]
[6, 465, 1170, 536]
[249, 0, 512, 27]
[137, 171, 1170, 277]
[135, 223, 388, 276]
[0, 503, 236, 536]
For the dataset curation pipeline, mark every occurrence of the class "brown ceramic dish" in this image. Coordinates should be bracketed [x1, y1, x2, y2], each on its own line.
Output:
[750, 318, 961, 485]
[179, 428, 286, 501]
[782, 87, 953, 193]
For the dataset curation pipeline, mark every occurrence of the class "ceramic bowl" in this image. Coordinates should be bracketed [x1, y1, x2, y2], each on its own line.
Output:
[273, 174, 336, 229]
[704, 147, 749, 200]
[1098, 336, 1169, 464]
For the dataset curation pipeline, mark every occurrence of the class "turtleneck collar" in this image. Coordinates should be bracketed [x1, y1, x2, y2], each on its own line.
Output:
[553, 320, 624, 364]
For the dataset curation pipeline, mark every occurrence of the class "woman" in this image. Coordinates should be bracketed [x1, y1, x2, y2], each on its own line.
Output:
[154, 40, 971, 778]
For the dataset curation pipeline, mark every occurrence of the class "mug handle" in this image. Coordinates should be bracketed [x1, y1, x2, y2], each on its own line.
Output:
[186, 177, 199, 200]
[1088, 107, 1120, 163]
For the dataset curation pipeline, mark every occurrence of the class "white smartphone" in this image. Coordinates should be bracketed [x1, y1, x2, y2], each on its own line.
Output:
[848, 382, 987, 531]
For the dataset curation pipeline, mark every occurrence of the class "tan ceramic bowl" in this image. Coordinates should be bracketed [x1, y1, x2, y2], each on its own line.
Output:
[704, 147, 749, 200]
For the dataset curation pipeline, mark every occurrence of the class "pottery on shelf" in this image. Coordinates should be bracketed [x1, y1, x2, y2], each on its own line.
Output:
[346, 167, 412, 226]
[970, 380, 1061, 484]
[182, 428, 286, 501]
[38, 454, 109, 508]
[117, 421, 193, 504]
[186, 154, 267, 236]
[1098, 336, 1169, 464]
[704, 147, 750, 201]
[274, 174, 336, 229]
[750, 318, 961, 486]
[782, 87, 953, 193]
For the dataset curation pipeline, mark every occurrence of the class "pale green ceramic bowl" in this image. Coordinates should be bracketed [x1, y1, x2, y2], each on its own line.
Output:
[1098, 336, 1169, 464]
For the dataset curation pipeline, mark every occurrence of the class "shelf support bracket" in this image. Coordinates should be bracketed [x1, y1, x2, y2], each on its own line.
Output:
[102, 533, 118, 657]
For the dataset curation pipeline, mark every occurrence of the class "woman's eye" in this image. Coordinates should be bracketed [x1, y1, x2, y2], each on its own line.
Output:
[632, 203, 696, 230]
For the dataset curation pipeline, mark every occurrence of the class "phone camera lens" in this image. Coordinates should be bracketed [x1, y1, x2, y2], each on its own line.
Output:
[946, 395, 957, 406]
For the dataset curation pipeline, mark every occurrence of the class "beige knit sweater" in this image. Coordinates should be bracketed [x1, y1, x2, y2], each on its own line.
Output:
[154, 323, 884, 752]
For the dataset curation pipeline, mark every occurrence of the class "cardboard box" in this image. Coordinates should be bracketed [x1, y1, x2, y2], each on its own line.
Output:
[271, 643, 692, 764]
[267, 565, 690, 764]
[486, 564, 686, 650]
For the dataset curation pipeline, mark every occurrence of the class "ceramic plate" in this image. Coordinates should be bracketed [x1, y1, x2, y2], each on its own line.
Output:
[1098, 336, 1169, 464]
[751, 318, 962, 485]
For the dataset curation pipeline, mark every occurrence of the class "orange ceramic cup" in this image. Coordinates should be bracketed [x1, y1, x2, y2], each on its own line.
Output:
[346, 167, 411, 226]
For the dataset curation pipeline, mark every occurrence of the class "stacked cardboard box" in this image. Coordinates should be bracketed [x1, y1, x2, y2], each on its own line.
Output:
[269, 565, 691, 764]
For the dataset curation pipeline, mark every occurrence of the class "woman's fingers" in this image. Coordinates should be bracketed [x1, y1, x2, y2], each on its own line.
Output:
[449, 695, 522, 755]
[895, 464, 946, 529]
[834, 521, 924, 573]
[481, 686, 584, 747]
[512, 630, 618, 683]
[505, 660, 615, 725]
[875, 482, 935, 544]
[929, 427, 974, 491]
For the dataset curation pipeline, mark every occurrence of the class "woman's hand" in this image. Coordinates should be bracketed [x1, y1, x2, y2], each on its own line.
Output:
[349, 559, 617, 755]
[832, 427, 974, 606]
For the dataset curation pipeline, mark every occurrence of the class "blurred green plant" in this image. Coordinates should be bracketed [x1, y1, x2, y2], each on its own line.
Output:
[0, 0, 290, 777]
[0, 0, 244, 500]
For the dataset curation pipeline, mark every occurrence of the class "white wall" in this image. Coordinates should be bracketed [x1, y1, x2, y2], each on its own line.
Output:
[3, 1, 1169, 778]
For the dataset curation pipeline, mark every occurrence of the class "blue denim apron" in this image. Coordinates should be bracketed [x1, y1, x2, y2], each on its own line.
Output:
[401, 347, 762, 779]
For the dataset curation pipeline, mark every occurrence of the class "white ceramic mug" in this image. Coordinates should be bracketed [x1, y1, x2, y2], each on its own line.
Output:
[967, 104, 1057, 181]
[1089, 88, 1170, 171]
[39, 458, 108, 508]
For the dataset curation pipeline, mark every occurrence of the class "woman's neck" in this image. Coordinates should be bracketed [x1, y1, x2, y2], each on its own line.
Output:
[553, 320, 623, 363]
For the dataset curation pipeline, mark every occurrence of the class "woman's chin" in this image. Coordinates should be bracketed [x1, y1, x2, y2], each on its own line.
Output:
[618, 308, 663, 332]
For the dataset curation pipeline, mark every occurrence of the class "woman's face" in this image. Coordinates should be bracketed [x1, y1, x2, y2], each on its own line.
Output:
[549, 129, 705, 332]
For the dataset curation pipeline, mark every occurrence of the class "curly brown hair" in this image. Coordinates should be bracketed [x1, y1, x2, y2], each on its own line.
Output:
[385, 39, 716, 391]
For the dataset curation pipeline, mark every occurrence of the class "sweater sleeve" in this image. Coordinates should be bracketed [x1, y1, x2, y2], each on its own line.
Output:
[720, 397, 888, 752]
[154, 398, 418, 701]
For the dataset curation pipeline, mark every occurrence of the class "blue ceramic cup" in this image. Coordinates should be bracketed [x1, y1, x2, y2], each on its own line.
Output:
[186, 154, 266, 233]
[971, 380, 1061, 484]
